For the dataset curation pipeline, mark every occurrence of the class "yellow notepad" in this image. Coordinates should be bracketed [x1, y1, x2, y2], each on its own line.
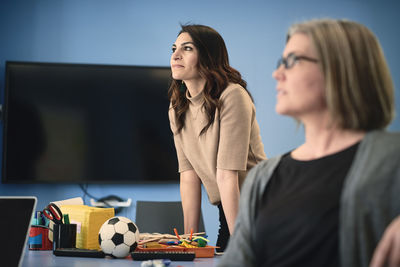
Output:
[59, 205, 114, 250]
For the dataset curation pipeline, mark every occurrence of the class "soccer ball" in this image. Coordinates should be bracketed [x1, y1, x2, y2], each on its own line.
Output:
[98, 216, 140, 258]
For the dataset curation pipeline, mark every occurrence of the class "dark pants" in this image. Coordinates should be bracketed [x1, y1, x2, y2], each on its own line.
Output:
[216, 203, 230, 252]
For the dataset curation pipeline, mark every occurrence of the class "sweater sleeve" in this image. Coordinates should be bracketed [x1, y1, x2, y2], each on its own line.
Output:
[217, 86, 253, 171]
[173, 136, 193, 172]
[339, 131, 400, 267]
[168, 105, 193, 172]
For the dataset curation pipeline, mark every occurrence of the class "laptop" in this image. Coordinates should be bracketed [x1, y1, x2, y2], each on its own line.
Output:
[0, 196, 37, 267]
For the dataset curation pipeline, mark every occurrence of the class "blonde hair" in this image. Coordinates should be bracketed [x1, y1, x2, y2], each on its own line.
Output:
[288, 19, 395, 130]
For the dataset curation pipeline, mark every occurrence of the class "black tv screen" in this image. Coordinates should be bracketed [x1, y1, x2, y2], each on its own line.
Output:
[2, 61, 179, 183]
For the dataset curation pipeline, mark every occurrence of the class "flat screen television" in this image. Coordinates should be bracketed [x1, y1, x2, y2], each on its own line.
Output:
[2, 61, 179, 184]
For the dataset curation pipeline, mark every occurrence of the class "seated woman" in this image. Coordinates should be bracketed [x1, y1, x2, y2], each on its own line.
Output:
[218, 18, 400, 267]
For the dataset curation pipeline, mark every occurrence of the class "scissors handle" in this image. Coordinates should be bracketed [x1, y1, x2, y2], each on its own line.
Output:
[43, 203, 63, 224]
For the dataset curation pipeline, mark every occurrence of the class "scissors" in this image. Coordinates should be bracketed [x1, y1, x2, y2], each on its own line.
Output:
[42, 203, 63, 225]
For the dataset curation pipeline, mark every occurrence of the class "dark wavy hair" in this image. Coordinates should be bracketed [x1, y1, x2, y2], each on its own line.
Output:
[168, 24, 253, 135]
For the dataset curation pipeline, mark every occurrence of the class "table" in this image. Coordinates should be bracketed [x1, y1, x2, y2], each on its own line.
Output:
[22, 249, 220, 267]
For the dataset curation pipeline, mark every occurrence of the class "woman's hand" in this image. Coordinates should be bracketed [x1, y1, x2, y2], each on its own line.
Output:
[370, 215, 400, 267]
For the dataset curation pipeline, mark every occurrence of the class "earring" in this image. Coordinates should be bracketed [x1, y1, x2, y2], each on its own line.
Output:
[179, 81, 187, 93]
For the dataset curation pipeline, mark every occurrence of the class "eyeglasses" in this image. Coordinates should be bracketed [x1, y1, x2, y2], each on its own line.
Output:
[276, 53, 318, 69]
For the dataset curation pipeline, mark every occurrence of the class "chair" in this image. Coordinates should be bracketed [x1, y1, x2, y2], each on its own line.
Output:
[135, 200, 205, 235]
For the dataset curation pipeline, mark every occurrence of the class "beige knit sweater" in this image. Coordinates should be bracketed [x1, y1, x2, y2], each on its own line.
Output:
[169, 83, 266, 205]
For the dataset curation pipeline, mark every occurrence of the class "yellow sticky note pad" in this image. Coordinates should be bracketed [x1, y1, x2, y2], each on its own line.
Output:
[59, 205, 114, 250]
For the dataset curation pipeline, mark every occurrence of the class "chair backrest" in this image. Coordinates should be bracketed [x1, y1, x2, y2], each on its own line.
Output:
[135, 200, 205, 235]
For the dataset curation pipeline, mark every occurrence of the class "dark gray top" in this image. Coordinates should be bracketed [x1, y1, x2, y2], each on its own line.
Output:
[218, 130, 400, 267]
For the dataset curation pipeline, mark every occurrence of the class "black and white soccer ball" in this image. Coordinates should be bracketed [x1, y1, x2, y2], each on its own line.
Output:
[98, 216, 140, 258]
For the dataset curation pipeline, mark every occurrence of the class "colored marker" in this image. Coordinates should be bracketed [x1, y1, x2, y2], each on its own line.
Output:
[63, 214, 70, 224]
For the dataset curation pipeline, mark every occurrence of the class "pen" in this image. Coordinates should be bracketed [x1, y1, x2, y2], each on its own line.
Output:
[36, 211, 42, 225]
[32, 211, 38, 225]
[63, 214, 70, 224]
[32, 211, 42, 225]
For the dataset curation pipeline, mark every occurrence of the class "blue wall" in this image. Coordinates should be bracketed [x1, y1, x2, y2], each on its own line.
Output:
[1, 0, 399, 245]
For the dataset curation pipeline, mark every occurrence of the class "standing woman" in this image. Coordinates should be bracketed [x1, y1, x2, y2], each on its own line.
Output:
[168, 24, 266, 251]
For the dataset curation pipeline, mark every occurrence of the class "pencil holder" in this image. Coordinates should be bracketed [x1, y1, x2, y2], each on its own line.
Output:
[52, 223, 77, 251]
[29, 225, 52, 250]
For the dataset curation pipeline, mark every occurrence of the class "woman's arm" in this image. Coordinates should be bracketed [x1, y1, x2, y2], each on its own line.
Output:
[180, 169, 202, 233]
[216, 169, 240, 234]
